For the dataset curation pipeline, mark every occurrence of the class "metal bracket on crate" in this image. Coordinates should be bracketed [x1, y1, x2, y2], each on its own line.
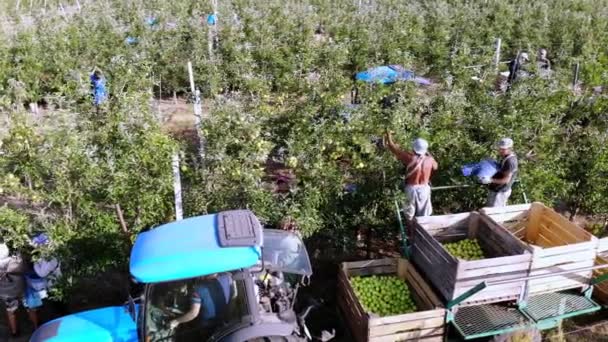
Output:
[583, 272, 608, 299]
[517, 280, 529, 310]
[446, 281, 487, 310]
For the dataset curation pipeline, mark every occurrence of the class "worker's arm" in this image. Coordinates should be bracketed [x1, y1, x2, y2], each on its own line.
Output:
[170, 302, 201, 328]
[427, 154, 438, 171]
[384, 132, 412, 165]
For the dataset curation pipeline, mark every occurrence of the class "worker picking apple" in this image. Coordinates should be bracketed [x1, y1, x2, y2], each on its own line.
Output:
[384, 131, 438, 224]
[483, 138, 519, 207]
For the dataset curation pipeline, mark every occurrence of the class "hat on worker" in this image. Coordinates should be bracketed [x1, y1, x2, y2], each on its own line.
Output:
[413, 138, 429, 155]
[497, 137, 514, 149]
[0, 243, 9, 259]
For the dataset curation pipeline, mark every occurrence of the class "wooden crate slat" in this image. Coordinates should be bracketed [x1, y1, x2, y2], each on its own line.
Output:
[481, 203, 533, 215]
[338, 270, 366, 318]
[525, 203, 545, 242]
[593, 256, 608, 305]
[537, 228, 570, 247]
[533, 240, 597, 258]
[414, 212, 470, 230]
[531, 249, 596, 268]
[528, 277, 589, 292]
[402, 259, 442, 308]
[539, 218, 585, 245]
[338, 258, 446, 342]
[368, 309, 445, 326]
[457, 260, 531, 279]
[598, 238, 608, 254]
[543, 209, 592, 241]
[453, 284, 523, 304]
[414, 227, 458, 265]
[458, 253, 530, 271]
[337, 293, 367, 342]
[481, 215, 528, 254]
[370, 327, 444, 342]
[411, 245, 455, 301]
[455, 267, 533, 288]
[344, 258, 398, 270]
[348, 265, 398, 277]
[369, 316, 444, 337]
[538, 217, 577, 243]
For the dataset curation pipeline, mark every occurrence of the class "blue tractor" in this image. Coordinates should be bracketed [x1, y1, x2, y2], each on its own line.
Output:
[30, 210, 315, 342]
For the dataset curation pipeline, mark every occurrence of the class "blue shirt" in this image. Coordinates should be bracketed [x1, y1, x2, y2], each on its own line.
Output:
[191, 274, 232, 321]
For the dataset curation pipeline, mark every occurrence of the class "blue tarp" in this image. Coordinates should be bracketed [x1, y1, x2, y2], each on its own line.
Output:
[355, 65, 432, 86]
[125, 36, 139, 45]
[462, 159, 499, 183]
[90, 73, 107, 106]
[146, 16, 159, 27]
[207, 13, 217, 25]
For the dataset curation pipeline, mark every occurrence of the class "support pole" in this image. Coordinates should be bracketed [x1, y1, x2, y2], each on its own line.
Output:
[187, 61, 205, 163]
[394, 200, 409, 259]
[494, 38, 502, 71]
[572, 62, 580, 88]
[172, 153, 183, 221]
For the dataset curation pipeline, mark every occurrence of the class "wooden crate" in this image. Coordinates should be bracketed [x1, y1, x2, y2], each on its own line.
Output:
[481, 202, 598, 296]
[597, 237, 608, 255]
[592, 255, 608, 305]
[337, 258, 446, 342]
[412, 212, 531, 306]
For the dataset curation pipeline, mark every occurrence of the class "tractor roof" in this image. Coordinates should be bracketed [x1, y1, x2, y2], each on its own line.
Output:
[130, 212, 262, 283]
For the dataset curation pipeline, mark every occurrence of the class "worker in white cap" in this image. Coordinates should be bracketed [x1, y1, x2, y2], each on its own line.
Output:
[385, 132, 438, 222]
[484, 138, 518, 207]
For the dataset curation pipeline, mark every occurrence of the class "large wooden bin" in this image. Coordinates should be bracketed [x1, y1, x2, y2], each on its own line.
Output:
[412, 212, 531, 306]
[592, 255, 608, 305]
[337, 258, 446, 342]
[481, 202, 598, 295]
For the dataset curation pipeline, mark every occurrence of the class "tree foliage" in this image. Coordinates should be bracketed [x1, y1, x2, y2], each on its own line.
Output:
[0, 0, 607, 295]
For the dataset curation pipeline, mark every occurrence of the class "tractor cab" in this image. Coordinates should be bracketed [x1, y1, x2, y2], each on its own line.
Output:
[31, 210, 313, 342]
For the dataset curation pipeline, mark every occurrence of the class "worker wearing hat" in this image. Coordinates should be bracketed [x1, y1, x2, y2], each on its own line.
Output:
[385, 132, 438, 221]
[484, 138, 518, 207]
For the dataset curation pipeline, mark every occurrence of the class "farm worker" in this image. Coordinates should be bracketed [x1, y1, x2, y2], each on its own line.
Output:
[90, 69, 107, 106]
[508, 52, 530, 84]
[385, 132, 438, 220]
[537, 48, 551, 71]
[483, 138, 518, 207]
[169, 272, 232, 330]
[0, 242, 26, 337]
[23, 233, 62, 329]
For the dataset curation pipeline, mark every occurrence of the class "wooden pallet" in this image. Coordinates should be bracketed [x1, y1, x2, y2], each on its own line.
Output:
[481, 202, 598, 296]
[412, 212, 531, 306]
[337, 258, 446, 342]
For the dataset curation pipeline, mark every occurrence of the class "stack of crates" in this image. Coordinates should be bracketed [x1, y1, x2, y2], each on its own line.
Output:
[411, 202, 601, 340]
